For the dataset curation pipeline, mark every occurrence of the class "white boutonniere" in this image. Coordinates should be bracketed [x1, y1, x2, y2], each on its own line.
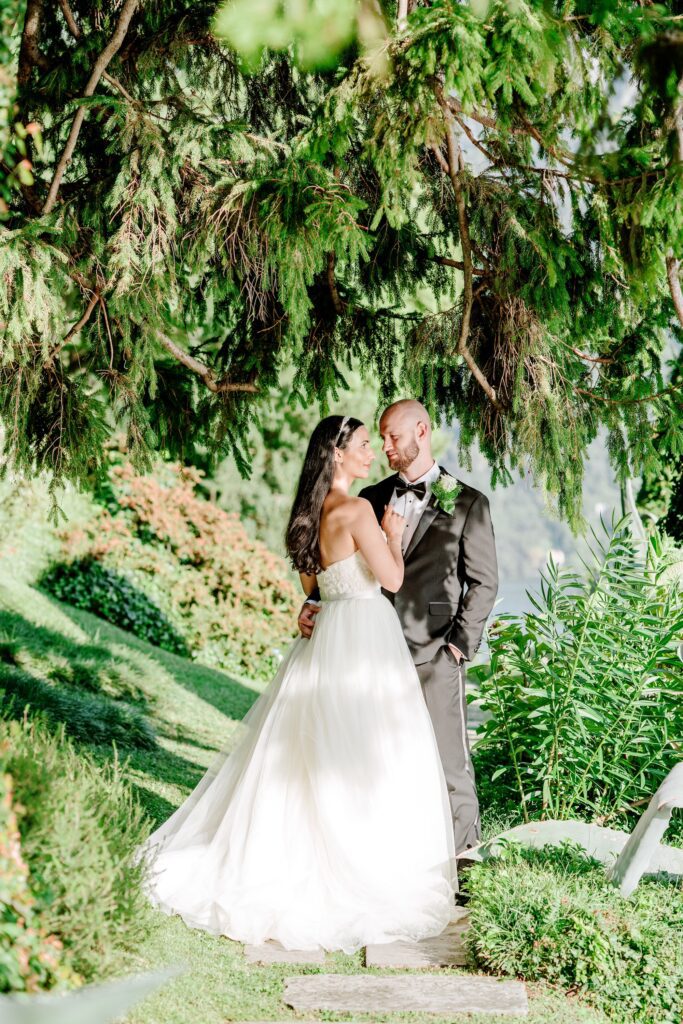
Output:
[431, 472, 462, 516]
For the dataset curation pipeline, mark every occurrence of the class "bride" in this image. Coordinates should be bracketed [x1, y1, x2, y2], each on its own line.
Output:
[141, 414, 457, 953]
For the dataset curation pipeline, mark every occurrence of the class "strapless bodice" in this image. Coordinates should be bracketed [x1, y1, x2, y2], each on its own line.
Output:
[318, 551, 381, 602]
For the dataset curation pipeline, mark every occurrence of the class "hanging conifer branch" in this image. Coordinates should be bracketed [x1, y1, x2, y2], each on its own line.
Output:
[42, 0, 139, 215]
[17, 0, 48, 87]
[666, 75, 683, 330]
[156, 336, 258, 395]
[57, 0, 137, 104]
[431, 255, 488, 276]
[667, 256, 683, 330]
[435, 85, 500, 411]
[327, 251, 345, 314]
[3, 1, 683, 523]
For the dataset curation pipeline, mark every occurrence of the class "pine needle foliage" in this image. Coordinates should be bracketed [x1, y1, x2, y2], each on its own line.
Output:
[3, 1, 683, 525]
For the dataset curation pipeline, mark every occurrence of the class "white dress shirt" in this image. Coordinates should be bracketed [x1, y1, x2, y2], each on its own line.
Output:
[389, 461, 441, 553]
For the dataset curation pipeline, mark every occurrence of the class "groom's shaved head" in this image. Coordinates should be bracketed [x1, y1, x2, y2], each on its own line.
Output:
[379, 399, 433, 476]
[380, 399, 432, 436]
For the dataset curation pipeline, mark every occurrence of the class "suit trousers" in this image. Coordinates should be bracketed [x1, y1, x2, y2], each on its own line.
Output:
[416, 645, 480, 855]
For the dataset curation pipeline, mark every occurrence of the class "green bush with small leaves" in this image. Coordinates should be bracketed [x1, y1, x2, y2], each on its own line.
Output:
[0, 768, 79, 993]
[465, 843, 683, 1024]
[40, 558, 189, 658]
[1, 716, 153, 981]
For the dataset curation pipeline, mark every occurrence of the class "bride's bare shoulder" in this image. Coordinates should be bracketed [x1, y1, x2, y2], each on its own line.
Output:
[336, 496, 373, 519]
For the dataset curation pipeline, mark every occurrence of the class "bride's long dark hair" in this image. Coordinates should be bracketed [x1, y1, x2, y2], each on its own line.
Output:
[286, 414, 364, 574]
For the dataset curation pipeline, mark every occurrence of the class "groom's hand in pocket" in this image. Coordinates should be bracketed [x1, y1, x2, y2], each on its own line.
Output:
[298, 601, 321, 638]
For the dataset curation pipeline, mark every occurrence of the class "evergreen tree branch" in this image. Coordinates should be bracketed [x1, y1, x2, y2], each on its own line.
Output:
[431, 255, 488, 276]
[327, 251, 345, 314]
[18, 0, 48, 88]
[667, 255, 683, 330]
[42, 0, 140, 215]
[576, 384, 682, 405]
[436, 84, 501, 411]
[666, 75, 683, 330]
[57, 0, 139, 105]
[454, 114, 497, 169]
[428, 142, 450, 175]
[48, 271, 109, 362]
[60, 293, 100, 352]
[156, 336, 258, 395]
[566, 346, 614, 365]
[397, 0, 409, 32]
[56, 0, 79, 38]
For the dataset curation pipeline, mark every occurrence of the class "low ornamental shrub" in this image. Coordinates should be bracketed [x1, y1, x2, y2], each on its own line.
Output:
[1, 716, 153, 980]
[465, 843, 683, 1024]
[472, 519, 683, 826]
[0, 769, 79, 993]
[44, 461, 298, 680]
[40, 559, 189, 657]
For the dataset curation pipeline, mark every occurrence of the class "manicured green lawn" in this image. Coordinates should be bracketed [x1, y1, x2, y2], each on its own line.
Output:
[0, 572, 608, 1024]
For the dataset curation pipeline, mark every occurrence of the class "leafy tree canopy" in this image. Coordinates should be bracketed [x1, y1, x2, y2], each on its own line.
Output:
[2, 0, 683, 525]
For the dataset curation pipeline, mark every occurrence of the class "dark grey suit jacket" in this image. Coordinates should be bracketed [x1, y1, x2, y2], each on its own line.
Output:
[359, 469, 498, 665]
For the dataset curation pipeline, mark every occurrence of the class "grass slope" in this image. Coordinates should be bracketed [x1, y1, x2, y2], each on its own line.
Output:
[0, 573, 607, 1024]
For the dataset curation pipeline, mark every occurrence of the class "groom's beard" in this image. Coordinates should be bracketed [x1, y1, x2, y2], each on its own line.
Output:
[388, 440, 419, 474]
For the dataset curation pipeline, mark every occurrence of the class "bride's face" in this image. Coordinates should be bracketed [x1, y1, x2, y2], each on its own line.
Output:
[339, 426, 375, 479]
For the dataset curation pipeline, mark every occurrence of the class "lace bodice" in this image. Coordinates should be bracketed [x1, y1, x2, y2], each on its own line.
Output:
[318, 551, 381, 602]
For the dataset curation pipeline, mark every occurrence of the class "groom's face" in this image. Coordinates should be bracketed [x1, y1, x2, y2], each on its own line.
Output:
[379, 412, 419, 473]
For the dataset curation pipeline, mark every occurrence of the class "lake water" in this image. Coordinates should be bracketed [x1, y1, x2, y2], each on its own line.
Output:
[494, 578, 541, 617]
[471, 578, 541, 665]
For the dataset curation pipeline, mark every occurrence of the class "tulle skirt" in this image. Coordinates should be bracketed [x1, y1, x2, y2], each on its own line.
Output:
[141, 592, 457, 953]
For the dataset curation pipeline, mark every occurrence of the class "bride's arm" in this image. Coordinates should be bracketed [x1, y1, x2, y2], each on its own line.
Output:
[350, 498, 405, 592]
[299, 572, 318, 596]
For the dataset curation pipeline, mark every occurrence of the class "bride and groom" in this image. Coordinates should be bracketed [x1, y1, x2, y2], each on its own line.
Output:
[143, 399, 498, 953]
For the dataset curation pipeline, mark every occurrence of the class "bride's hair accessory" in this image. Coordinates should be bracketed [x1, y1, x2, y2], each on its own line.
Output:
[333, 415, 350, 447]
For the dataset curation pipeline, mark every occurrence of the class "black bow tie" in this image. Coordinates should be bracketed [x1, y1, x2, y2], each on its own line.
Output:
[395, 480, 427, 499]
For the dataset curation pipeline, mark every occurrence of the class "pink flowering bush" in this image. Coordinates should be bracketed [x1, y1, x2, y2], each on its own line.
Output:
[45, 462, 298, 680]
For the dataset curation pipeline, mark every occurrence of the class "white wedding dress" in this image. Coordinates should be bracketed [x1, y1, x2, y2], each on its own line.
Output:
[142, 550, 457, 953]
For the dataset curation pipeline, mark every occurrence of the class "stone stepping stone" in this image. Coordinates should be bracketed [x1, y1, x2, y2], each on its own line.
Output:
[244, 940, 325, 965]
[283, 974, 528, 1016]
[365, 908, 471, 968]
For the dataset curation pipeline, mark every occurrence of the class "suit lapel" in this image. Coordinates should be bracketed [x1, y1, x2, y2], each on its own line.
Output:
[403, 464, 456, 561]
[404, 497, 440, 561]
[367, 474, 398, 523]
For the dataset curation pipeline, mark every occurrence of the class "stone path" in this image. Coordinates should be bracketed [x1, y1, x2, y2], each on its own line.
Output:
[365, 907, 470, 968]
[283, 974, 529, 1016]
[244, 905, 529, 1017]
[243, 940, 324, 965]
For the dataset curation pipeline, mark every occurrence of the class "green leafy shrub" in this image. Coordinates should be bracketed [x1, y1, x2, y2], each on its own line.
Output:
[45, 461, 298, 681]
[0, 769, 79, 993]
[40, 559, 189, 658]
[472, 519, 683, 826]
[1, 716, 153, 980]
[465, 843, 683, 1024]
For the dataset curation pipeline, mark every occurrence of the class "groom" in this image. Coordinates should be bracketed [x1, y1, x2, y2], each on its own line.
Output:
[299, 399, 498, 854]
